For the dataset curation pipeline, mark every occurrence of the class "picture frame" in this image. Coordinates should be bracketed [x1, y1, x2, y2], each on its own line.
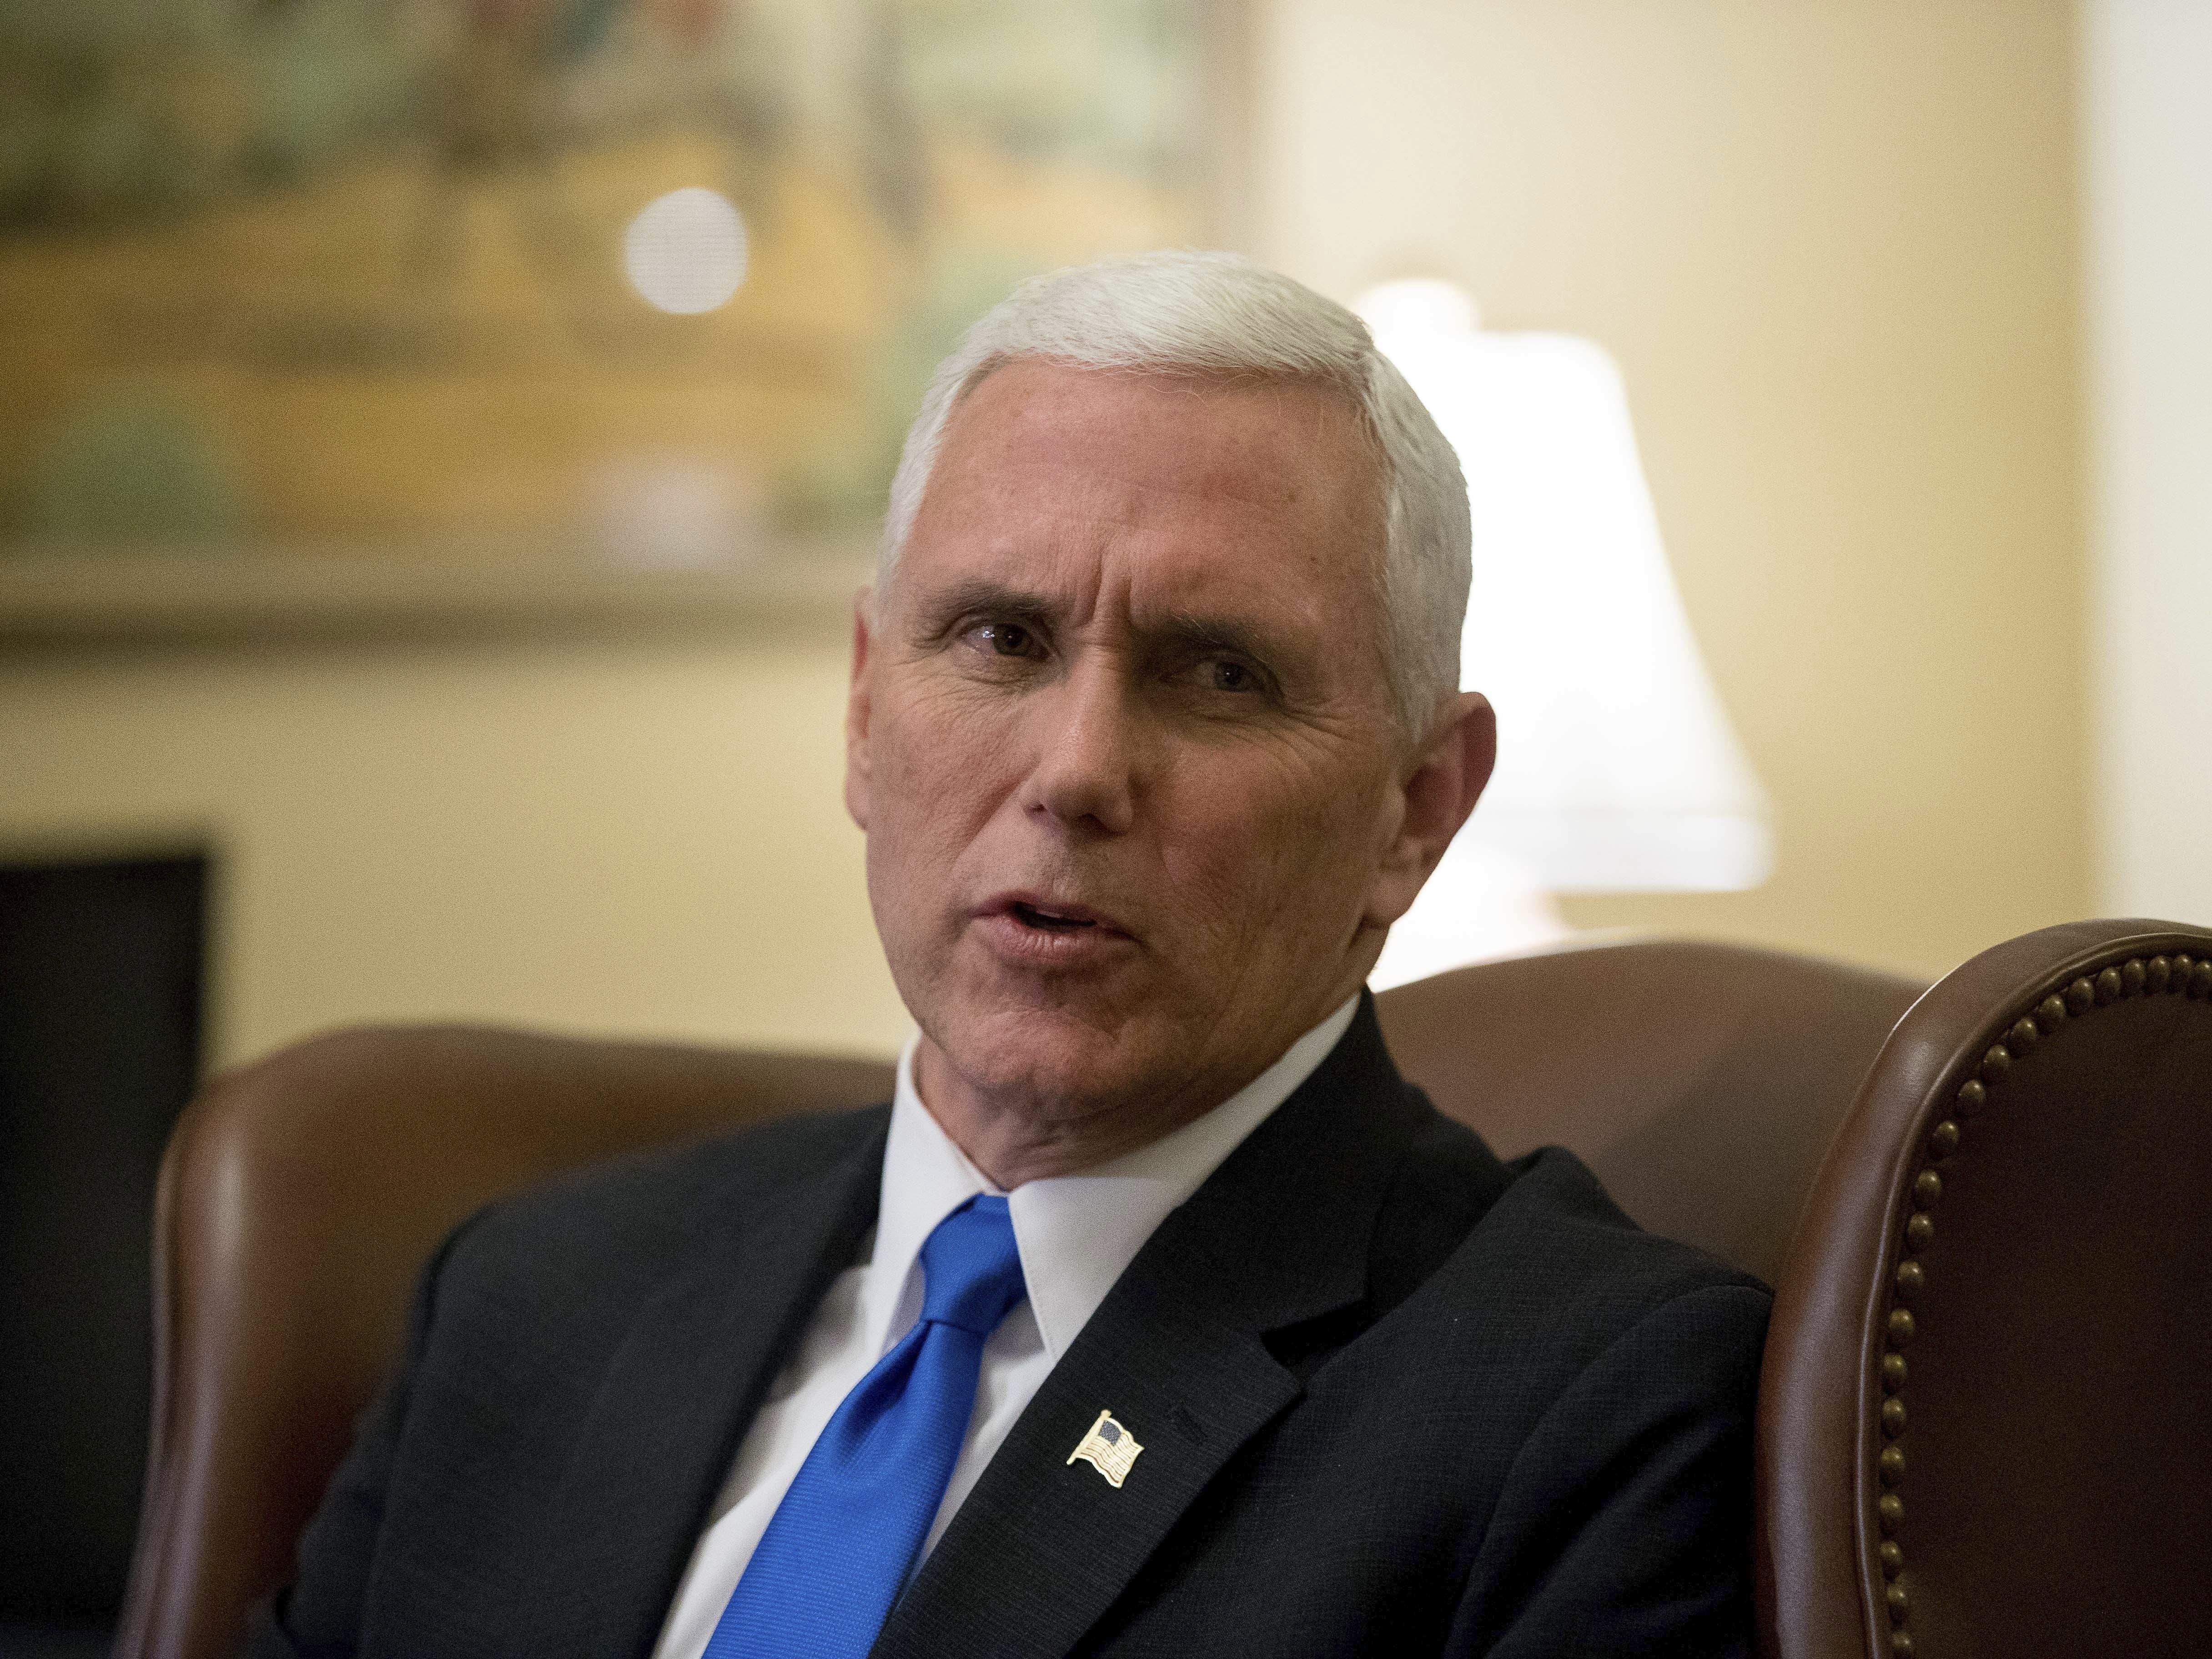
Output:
[0, 0, 1252, 643]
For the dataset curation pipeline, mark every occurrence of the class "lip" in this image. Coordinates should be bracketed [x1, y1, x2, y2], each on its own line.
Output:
[972, 889, 1140, 966]
[984, 890, 1132, 933]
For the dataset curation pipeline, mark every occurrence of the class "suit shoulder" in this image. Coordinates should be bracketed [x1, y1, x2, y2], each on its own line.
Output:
[1429, 1144, 1770, 1366]
[448, 1101, 890, 1287]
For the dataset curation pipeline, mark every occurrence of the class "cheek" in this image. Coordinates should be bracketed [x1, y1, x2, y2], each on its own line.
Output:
[1155, 753, 1389, 947]
[867, 679, 1021, 869]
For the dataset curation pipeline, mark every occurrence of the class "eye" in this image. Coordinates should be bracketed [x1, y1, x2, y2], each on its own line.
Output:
[1181, 654, 1272, 698]
[962, 620, 1045, 660]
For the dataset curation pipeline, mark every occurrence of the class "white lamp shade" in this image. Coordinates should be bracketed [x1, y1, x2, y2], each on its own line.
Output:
[1358, 279, 1773, 896]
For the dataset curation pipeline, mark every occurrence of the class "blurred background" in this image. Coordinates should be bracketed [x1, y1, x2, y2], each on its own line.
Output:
[1, 0, 2209, 1643]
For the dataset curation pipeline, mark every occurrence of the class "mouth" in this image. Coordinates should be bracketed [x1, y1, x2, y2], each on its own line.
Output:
[1013, 898, 1132, 938]
[984, 892, 1134, 942]
[1012, 900, 1094, 933]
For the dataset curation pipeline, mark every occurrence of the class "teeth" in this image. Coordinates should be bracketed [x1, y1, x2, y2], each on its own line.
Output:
[1015, 902, 1091, 929]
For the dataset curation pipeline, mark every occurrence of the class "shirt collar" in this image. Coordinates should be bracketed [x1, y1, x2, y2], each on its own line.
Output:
[865, 995, 1361, 1364]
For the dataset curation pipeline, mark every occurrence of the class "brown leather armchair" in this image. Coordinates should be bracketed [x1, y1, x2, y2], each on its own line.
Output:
[114, 923, 2212, 1658]
[1758, 918, 2212, 1659]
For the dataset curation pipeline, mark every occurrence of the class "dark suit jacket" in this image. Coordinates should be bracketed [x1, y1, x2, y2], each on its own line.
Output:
[255, 997, 1770, 1657]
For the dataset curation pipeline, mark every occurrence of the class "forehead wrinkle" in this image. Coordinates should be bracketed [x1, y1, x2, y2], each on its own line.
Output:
[936, 365, 1375, 532]
[907, 495, 1361, 678]
[903, 361, 1392, 682]
[937, 436, 1320, 545]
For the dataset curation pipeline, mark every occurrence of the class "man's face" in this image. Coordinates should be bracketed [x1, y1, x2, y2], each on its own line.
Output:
[847, 359, 1446, 1146]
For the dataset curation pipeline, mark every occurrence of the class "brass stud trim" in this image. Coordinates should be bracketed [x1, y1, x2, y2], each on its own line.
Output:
[1869, 940, 2212, 1646]
[1878, 1444, 1906, 1486]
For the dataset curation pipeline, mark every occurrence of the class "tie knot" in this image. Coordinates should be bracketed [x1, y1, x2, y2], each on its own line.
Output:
[917, 1195, 1026, 1337]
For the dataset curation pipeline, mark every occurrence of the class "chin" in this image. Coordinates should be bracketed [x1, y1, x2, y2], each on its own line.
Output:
[931, 996, 1159, 1121]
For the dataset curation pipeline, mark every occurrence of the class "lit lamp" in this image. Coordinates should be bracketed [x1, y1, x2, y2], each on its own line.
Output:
[1358, 279, 1772, 989]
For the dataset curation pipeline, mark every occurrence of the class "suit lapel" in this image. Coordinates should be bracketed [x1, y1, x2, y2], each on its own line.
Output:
[874, 997, 1432, 1659]
[509, 1111, 889, 1659]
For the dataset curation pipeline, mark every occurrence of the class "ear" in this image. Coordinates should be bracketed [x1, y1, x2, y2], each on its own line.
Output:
[1362, 691, 1497, 929]
[843, 589, 877, 831]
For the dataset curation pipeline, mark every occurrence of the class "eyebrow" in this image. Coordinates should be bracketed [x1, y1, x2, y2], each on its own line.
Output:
[909, 578, 1061, 639]
[1154, 608, 1285, 668]
[906, 577, 1299, 677]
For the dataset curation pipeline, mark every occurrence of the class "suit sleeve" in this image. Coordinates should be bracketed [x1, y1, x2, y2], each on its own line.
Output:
[245, 1215, 481, 1659]
[1444, 1282, 1771, 1659]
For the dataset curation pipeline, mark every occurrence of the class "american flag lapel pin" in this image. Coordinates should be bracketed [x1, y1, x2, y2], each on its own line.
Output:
[1067, 1408, 1144, 1488]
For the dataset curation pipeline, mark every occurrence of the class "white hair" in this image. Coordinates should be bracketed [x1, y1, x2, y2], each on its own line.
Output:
[877, 250, 1470, 732]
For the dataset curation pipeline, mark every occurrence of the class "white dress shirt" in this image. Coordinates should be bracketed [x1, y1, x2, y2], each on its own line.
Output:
[649, 995, 1359, 1659]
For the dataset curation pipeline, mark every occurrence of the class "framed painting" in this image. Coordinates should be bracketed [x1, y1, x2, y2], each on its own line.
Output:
[0, 0, 1249, 639]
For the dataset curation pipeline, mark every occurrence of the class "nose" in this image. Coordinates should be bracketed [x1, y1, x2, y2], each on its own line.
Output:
[1018, 657, 1139, 836]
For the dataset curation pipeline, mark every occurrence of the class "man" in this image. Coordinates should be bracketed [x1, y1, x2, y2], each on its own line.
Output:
[257, 251, 1767, 1657]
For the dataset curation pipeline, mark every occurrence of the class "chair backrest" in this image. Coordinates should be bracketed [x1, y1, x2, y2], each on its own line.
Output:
[118, 935, 1922, 1659]
[115, 1028, 896, 1659]
[1377, 935, 1923, 1279]
[1758, 919, 2212, 1659]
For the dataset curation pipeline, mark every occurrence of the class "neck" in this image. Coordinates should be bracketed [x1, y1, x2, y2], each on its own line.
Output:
[909, 988, 1365, 1189]
[910, 1041, 1242, 1188]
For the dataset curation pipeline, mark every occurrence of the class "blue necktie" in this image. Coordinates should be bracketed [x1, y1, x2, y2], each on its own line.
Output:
[704, 1194, 1028, 1659]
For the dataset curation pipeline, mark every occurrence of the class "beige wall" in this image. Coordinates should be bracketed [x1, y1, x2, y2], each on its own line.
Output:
[0, 0, 2090, 1071]
[0, 632, 910, 1068]
[1257, 0, 2087, 972]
